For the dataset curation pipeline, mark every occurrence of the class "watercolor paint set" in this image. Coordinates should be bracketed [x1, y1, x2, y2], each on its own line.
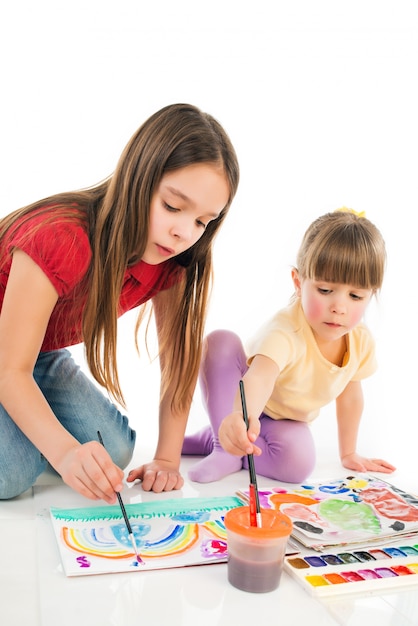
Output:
[284, 542, 418, 596]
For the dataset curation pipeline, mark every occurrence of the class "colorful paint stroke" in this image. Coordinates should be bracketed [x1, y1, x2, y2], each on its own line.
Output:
[237, 474, 418, 551]
[50, 496, 242, 577]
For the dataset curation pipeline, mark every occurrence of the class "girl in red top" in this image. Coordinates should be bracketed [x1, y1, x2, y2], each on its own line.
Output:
[0, 103, 239, 503]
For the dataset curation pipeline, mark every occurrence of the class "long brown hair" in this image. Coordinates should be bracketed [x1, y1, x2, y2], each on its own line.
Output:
[0, 104, 239, 411]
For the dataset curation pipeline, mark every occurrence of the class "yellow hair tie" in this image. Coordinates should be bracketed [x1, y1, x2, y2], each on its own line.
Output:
[335, 206, 366, 218]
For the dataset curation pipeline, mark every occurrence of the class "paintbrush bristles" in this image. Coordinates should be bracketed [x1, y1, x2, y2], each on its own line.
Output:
[97, 430, 144, 563]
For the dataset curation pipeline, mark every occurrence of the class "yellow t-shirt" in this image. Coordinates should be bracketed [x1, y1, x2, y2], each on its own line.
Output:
[246, 298, 377, 423]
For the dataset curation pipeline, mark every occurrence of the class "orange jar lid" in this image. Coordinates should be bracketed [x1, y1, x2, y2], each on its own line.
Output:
[224, 506, 292, 538]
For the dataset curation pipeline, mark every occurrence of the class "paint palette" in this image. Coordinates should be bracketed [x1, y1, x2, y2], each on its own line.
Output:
[285, 543, 418, 596]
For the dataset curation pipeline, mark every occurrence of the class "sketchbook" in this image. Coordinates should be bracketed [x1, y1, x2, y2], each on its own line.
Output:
[237, 474, 418, 552]
[50, 495, 242, 577]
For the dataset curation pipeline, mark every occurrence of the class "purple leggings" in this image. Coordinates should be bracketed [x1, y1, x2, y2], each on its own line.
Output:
[183, 329, 316, 483]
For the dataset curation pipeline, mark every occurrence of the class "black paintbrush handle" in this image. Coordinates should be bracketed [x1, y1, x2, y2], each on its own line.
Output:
[239, 381, 261, 512]
[97, 431, 133, 533]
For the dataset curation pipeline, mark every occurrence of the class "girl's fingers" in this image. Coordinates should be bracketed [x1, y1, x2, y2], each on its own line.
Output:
[60, 442, 124, 503]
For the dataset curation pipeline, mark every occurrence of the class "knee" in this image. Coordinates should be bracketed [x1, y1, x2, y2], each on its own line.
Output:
[0, 462, 47, 499]
[113, 444, 135, 471]
[283, 450, 316, 483]
[104, 427, 136, 471]
[0, 478, 20, 500]
[203, 330, 244, 366]
[257, 419, 316, 483]
[253, 447, 315, 484]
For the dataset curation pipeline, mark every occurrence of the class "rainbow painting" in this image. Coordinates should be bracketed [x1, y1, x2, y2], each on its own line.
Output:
[50, 496, 242, 576]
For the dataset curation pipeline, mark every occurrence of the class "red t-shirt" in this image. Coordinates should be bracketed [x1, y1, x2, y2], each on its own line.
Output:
[0, 211, 183, 351]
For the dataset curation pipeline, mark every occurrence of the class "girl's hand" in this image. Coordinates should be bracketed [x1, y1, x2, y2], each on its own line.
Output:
[127, 460, 184, 492]
[218, 411, 262, 457]
[341, 452, 396, 474]
[55, 441, 125, 504]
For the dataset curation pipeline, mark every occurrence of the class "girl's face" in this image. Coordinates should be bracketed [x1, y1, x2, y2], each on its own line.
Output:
[292, 270, 373, 344]
[143, 163, 230, 265]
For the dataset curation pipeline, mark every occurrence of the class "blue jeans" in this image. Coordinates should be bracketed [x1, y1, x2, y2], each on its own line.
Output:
[0, 349, 136, 499]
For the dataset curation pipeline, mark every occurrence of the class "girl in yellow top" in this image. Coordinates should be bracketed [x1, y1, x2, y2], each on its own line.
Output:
[183, 210, 396, 483]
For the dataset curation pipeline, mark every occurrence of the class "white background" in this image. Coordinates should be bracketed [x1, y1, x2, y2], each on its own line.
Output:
[1, 1, 417, 475]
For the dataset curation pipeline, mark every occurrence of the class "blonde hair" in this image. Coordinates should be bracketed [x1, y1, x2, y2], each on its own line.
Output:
[296, 211, 386, 291]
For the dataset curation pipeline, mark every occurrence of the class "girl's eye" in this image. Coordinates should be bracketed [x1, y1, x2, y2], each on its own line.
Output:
[196, 219, 207, 229]
[350, 293, 363, 301]
[318, 288, 331, 295]
[164, 202, 178, 212]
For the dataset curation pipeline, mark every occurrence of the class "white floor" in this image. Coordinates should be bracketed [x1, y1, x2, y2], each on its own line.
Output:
[1, 2, 417, 624]
[2, 425, 418, 626]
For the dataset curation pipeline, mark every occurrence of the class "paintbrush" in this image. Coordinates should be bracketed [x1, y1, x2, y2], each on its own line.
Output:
[97, 431, 143, 564]
[239, 380, 262, 528]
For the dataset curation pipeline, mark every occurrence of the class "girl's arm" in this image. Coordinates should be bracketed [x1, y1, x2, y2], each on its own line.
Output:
[218, 354, 279, 457]
[131, 383, 189, 492]
[0, 250, 124, 502]
[127, 287, 192, 492]
[336, 380, 395, 473]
